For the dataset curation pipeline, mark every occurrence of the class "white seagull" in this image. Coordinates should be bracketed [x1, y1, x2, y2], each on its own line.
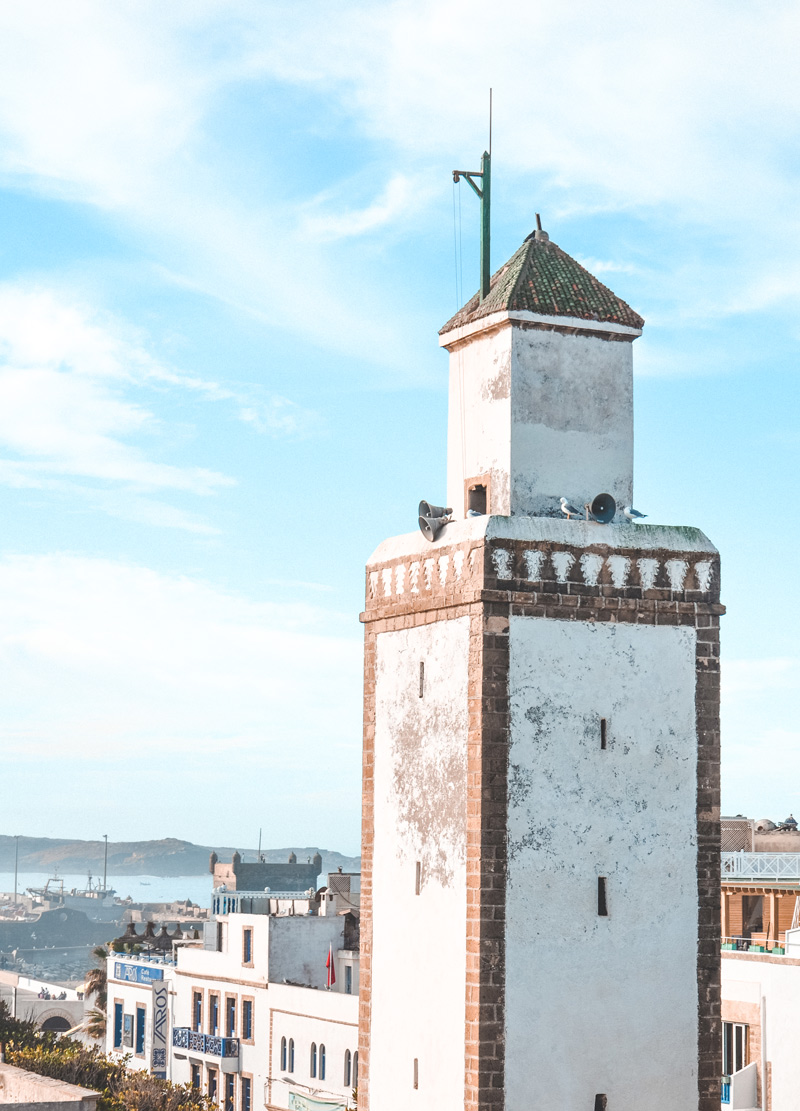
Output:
[623, 505, 647, 522]
[560, 497, 584, 520]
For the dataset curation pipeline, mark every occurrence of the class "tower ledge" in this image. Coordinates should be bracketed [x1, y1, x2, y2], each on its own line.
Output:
[439, 308, 642, 351]
[362, 516, 721, 627]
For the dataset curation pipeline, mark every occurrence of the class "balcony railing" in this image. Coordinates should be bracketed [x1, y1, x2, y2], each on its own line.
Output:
[172, 1028, 239, 1058]
[722, 851, 800, 880]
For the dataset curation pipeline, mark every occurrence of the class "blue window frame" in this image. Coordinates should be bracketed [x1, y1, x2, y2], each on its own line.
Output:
[243, 928, 252, 964]
[113, 1003, 123, 1049]
[242, 999, 252, 1040]
[288, 1038, 295, 1072]
[135, 1006, 146, 1055]
[319, 1043, 326, 1081]
[242, 1077, 251, 1111]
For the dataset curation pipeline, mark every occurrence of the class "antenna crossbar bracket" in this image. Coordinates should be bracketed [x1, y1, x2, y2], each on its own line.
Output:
[452, 169, 484, 199]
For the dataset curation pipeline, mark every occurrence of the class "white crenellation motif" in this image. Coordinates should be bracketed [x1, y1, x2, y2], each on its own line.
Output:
[580, 553, 604, 587]
[409, 562, 420, 594]
[492, 549, 513, 580]
[694, 561, 712, 592]
[551, 551, 575, 583]
[369, 546, 709, 606]
[637, 558, 660, 591]
[665, 559, 688, 592]
[523, 550, 545, 581]
[606, 555, 630, 589]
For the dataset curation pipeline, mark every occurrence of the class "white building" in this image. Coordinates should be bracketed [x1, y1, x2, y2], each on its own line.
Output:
[719, 846, 800, 1111]
[106, 953, 177, 1073]
[106, 876, 360, 1111]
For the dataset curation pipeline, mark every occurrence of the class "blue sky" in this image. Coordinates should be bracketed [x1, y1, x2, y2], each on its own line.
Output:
[1, 1, 799, 852]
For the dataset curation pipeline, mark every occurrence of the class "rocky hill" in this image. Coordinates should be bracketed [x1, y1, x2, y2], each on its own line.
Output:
[0, 836, 360, 877]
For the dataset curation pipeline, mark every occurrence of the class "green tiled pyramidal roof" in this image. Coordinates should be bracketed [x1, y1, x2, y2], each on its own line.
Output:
[439, 232, 644, 334]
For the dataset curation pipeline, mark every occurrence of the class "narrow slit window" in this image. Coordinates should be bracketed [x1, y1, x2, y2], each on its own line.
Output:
[600, 717, 607, 750]
[415, 861, 421, 896]
[594, 1097, 607, 1111]
[597, 877, 608, 917]
[413, 1058, 419, 1089]
[419, 661, 425, 698]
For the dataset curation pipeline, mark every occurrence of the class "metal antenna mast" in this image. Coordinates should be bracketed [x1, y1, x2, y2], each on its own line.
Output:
[453, 89, 492, 301]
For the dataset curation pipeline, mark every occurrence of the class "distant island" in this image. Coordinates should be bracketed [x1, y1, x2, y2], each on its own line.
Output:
[0, 835, 360, 877]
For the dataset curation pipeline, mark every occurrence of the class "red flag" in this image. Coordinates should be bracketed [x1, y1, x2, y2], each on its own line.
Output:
[326, 943, 336, 989]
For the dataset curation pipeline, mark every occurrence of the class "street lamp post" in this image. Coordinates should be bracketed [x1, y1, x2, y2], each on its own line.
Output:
[13, 835, 19, 904]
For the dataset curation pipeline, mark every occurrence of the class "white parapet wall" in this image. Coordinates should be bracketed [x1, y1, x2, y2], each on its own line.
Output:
[0, 1063, 99, 1111]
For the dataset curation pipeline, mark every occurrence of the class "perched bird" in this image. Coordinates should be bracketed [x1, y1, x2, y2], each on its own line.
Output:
[560, 497, 584, 520]
[623, 505, 647, 522]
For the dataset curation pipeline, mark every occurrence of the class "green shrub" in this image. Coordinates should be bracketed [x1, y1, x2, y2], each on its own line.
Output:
[0, 1003, 211, 1111]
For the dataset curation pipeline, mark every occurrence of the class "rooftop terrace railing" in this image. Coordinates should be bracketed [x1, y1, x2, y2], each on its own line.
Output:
[722, 852, 800, 880]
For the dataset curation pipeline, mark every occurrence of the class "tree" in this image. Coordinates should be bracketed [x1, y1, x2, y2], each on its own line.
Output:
[84, 946, 108, 1040]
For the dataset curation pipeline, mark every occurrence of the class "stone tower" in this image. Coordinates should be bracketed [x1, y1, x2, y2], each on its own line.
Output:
[357, 229, 722, 1111]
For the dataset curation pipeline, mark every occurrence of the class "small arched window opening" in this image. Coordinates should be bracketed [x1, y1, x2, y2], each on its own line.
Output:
[353, 1051, 359, 1088]
[319, 1044, 326, 1081]
[344, 1049, 352, 1087]
[280, 1037, 287, 1071]
[310, 1042, 317, 1078]
[288, 1038, 295, 1073]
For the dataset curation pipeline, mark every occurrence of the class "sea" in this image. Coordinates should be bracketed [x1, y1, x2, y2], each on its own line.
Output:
[0, 873, 213, 908]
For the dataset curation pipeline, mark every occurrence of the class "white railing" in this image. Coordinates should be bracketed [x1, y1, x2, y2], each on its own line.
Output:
[722, 852, 800, 880]
[730, 1061, 758, 1108]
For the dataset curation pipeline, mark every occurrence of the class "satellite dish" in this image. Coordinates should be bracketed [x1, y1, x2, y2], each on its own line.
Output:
[590, 493, 616, 524]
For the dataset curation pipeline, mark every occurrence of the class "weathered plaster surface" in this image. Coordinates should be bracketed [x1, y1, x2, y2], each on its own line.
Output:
[447, 329, 512, 517]
[444, 321, 635, 521]
[505, 617, 699, 1110]
[509, 327, 634, 518]
[369, 618, 469, 1111]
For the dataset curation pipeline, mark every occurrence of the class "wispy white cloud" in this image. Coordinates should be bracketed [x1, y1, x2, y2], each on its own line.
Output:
[238, 395, 322, 438]
[1, 2, 799, 368]
[0, 283, 324, 526]
[0, 283, 232, 501]
[299, 173, 426, 242]
[0, 553, 361, 759]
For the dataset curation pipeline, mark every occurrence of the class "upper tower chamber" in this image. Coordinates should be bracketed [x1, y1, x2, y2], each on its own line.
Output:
[439, 228, 643, 521]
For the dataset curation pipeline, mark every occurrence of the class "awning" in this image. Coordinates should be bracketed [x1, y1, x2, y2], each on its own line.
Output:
[288, 1092, 348, 1111]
